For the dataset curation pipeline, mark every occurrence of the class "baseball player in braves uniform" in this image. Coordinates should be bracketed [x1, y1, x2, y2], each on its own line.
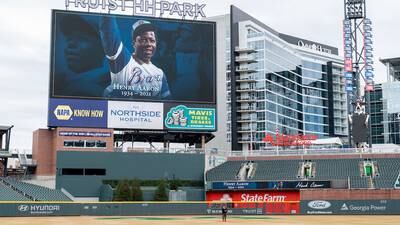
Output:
[100, 17, 170, 99]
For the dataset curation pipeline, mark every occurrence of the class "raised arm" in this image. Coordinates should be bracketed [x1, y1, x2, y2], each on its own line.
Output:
[99, 16, 131, 73]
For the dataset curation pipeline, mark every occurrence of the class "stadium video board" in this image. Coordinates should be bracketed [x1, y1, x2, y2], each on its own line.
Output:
[48, 10, 216, 131]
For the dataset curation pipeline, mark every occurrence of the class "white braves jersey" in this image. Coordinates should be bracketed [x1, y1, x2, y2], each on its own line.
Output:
[110, 56, 166, 97]
[99, 17, 170, 99]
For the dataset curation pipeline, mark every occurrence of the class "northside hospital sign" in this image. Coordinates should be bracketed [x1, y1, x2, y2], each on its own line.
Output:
[65, 0, 207, 19]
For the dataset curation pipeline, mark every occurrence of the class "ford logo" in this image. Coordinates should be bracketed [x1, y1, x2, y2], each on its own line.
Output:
[18, 205, 29, 212]
[308, 200, 331, 209]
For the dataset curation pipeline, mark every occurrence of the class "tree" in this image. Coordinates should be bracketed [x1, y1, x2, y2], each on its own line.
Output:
[169, 179, 181, 191]
[154, 180, 168, 201]
[130, 179, 143, 201]
[114, 180, 130, 201]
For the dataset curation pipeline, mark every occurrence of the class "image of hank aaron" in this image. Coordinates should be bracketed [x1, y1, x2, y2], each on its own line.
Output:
[100, 17, 171, 99]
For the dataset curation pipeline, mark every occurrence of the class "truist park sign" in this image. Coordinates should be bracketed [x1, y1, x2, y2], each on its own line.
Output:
[65, 0, 206, 19]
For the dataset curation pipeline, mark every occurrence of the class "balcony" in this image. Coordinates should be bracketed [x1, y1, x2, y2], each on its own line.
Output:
[237, 107, 256, 112]
[235, 56, 257, 64]
[235, 67, 257, 73]
[235, 46, 257, 53]
[236, 86, 256, 92]
[237, 116, 255, 123]
[237, 127, 252, 133]
[0, 150, 11, 157]
[237, 97, 256, 102]
[236, 76, 257, 83]
[333, 95, 342, 101]
[237, 137, 257, 142]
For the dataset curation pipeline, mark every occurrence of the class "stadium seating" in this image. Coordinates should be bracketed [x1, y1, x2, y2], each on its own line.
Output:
[373, 158, 400, 188]
[0, 180, 30, 201]
[2, 178, 71, 201]
[206, 157, 400, 189]
[253, 160, 302, 180]
[206, 161, 244, 181]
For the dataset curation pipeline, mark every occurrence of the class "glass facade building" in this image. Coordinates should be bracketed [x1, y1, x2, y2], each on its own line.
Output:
[367, 58, 400, 145]
[370, 84, 384, 144]
[208, 6, 348, 151]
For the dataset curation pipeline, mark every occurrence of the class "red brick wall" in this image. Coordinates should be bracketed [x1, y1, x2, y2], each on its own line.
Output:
[55, 127, 114, 152]
[32, 127, 114, 176]
[32, 129, 55, 175]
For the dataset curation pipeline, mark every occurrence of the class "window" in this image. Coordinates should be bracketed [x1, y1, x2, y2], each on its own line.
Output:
[74, 140, 85, 147]
[63, 140, 107, 149]
[86, 141, 96, 148]
[61, 168, 84, 175]
[63, 140, 74, 147]
[85, 169, 106, 176]
[96, 141, 107, 148]
[61, 168, 106, 176]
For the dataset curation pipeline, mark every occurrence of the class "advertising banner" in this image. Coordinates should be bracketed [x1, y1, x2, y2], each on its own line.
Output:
[301, 200, 400, 215]
[50, 10, 216, 104]
[59, 131, 112, 137]
[212, 182, 258, 190]
[206, 191, 300, 214]
[48, 98, 108, 128]
[211, 181, 330, 190]
[206, 191, 300, 203]
[12, 203, 80, 216]
[107, 101, 163, 129]
[164, 105, 216, 131]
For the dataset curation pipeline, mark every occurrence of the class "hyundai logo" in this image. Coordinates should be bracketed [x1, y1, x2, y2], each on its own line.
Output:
[18, 205, 29, 212]
[308, 200, 331, 209]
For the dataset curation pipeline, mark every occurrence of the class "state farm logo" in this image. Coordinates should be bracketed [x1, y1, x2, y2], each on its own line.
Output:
[54, 105, 73, 120]
[241, 193, 286, 202]
[308, 200, 331, 209]
[18, 205, 29, 212]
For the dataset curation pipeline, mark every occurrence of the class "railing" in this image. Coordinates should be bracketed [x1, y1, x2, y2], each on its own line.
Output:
[237, 107, 256, 111]
[7, 147, 400, 158]
[224, 147, 400, 157]
[234, 46, 256, 52]
[120, 148, 206, 154]
[235, 56, 256, 62]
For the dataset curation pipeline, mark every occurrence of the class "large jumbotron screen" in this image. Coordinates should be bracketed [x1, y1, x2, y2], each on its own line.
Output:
[48, 10, 216, 131]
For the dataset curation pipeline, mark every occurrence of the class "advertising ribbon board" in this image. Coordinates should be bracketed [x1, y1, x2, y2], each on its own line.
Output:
[165, 105, 215, 130]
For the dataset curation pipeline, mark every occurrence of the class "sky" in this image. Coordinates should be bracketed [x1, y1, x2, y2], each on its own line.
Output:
[0, 0, 399, 150]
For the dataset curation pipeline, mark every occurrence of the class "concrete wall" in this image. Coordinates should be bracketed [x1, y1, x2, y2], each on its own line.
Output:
[206, 15, 230, 152]
[56, 151, 205, 197]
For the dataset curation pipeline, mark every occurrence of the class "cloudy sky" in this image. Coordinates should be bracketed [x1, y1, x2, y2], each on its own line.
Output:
[0, 0, 398, 149]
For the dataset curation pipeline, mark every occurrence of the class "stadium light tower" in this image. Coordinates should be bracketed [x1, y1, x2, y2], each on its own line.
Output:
[343, 0, 374, 148]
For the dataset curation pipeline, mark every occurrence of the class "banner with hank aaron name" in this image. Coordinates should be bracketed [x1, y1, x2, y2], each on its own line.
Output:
[50, 10, 216, 104]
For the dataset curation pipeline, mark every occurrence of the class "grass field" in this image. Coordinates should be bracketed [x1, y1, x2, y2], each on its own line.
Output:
[0, 215, 399, 225]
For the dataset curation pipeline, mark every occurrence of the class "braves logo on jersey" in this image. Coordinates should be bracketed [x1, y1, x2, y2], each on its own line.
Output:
[128, 67, 143, 85]
[122, 62, 163, 97]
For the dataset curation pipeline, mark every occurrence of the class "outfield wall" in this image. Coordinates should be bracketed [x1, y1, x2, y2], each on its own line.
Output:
[301, 189, 400, 200]
[1, 200, 400, 216]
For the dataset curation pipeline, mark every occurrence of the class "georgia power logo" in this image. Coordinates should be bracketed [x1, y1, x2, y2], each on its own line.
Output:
[308, 200, 331, 210]
[18, 205, 29, 212]
[54, 105, 73, 120]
